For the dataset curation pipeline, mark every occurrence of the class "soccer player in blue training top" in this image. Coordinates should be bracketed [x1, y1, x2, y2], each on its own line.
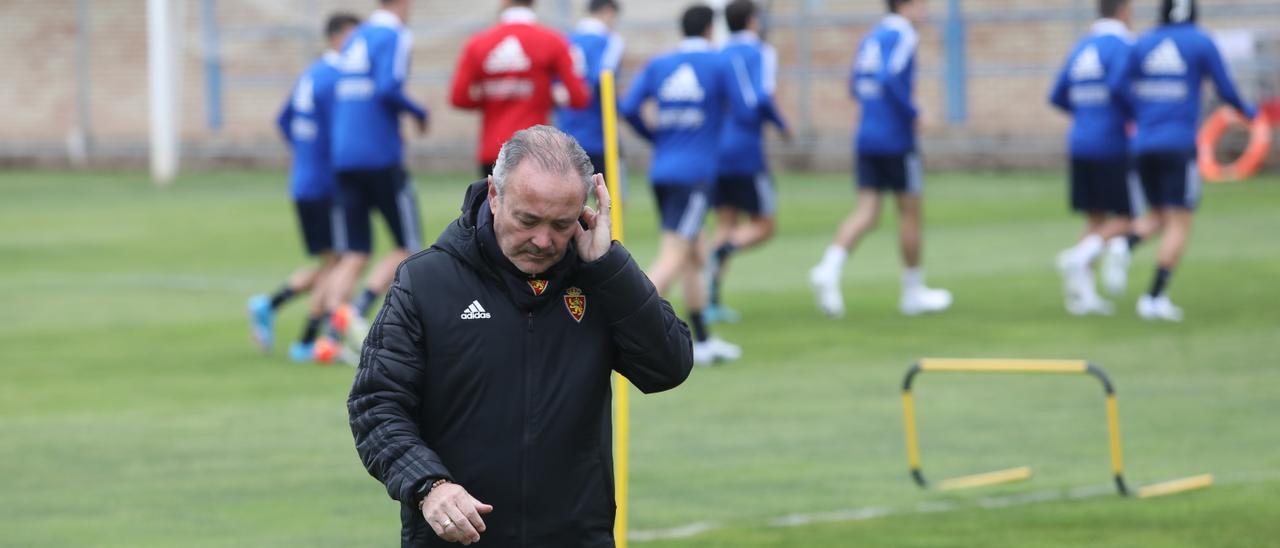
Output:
[704, 0, 791, 324]
[622, 4, 748, 365]
[1048, 0, 1138, 316]
[248, 12, 360, 361]
[1120, 0, 1255, 321]
[321, 0, 429, 361]
[556, 0, 625, 186]
[808, 0, 951, 319]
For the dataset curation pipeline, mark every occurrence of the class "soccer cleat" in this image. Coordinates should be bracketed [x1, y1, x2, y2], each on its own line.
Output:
[1137, 294, 1183, 322]
[313, 336, 356, 366]
[900, 286, 953, 316]
[1066, 292, 1115, 317]
[692, 336, 742, 366]
[247, 294, 274, 352]
[288, 342, 315, 363]
[704, 304, 742, 324]
[329, 304, 356, 337]
[342, 309, 371, 356]
[1101, 237, 1131, 296]
[808, 266, 845, 319]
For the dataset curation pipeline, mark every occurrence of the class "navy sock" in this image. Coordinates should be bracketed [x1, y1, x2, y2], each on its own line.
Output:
[300, 315, 323, 344]
[710, 243, 736, 306]
[1126, 233, 1143, 251]
[714, 242, 736, 264]
[353, 288, 379, 316]
[688, 310, 709, 343]
[1148, 267, 1173, 297]
[269, 286, 296, 310]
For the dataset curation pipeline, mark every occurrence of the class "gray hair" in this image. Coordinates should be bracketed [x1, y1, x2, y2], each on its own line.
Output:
[491, 125, 594, 202]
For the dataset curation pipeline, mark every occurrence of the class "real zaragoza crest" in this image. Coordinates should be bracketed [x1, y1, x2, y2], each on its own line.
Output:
[563, 286, 586, 323]
[527, 279, 549, 296]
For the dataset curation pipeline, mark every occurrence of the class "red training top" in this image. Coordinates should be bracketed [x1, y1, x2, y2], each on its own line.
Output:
[450, 7, 590, 164]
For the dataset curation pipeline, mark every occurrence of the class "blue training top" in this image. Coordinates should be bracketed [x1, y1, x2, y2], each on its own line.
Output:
[555, 18, 625, 157]
[1048, 19, 1134, 160]
[622, 37, 749, 186]
[331, 10, 428, 172]
[1122, 22, 1256, 154]
[852, 14, 918, 156]
[278, 52, 342, 201]
[717, 31, 788, 177]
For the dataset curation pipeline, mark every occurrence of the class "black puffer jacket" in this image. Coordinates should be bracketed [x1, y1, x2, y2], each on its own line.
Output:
[349, 181, 693, 547]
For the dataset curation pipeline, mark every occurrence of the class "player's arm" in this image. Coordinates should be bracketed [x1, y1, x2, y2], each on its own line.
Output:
[373, 31, 428, 122]
[553, 35, 591, 109]
[1203, 36, 1257, 119]
[620, 66, 654, 143]
[1048, 53, 1073, 113]
[1105, 44, 1135, 119]
[349, 264, 453, 505]
[276, 94, 294, 145]
[725, 56, 758, 126]
[449, 39, 483, 110]
[758, 46, 789, 132]
[878, 32, 919, 121]
[577, 242, 693, 393]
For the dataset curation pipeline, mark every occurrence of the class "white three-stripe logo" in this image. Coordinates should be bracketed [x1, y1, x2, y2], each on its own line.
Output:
[460, 300, 491, 320]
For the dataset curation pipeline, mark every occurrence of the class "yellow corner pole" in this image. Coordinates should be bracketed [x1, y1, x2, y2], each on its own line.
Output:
[919, 358, 1088, 374]
[1105, 394, 1125, 479]
[901, 392, 922, 474]
[1137, 474, 1214, 498]
[600, 69, 629, 548]
[939, 466, 1034, 491]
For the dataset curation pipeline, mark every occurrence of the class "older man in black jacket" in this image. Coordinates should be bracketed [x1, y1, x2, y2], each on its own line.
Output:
[349, 125, 694, 547]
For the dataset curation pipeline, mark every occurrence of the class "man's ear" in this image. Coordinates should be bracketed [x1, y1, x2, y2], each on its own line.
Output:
[487, 176, 499, 214]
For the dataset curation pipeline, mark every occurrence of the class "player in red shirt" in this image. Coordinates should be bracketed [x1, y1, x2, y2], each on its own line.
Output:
[451, 0, 591, 177]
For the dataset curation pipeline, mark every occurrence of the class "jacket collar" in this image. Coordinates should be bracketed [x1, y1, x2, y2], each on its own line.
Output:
[678, 37, 713, 52]
[1092, 18, 1130, 39]
[882, 13, 914, 34]
[728, 30, 759, 44]
[501, 6, 538, 25]
[576, 17, 609, 35]
[369, 9, 403, 28]
[322, 50, 342, 67]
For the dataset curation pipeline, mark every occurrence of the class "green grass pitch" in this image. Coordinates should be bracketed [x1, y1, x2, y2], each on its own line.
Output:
[1, 169, 1277, 546]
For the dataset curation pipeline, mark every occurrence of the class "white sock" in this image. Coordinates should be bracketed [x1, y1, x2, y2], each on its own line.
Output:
[818, 245, 848, 274]
[902, 267, 924, 290]
[1069, 234, 1104, 267]
[1106, 236, 1129, 257]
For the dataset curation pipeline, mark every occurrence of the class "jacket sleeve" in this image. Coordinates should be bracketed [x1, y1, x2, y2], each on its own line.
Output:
[1202, 36, 1256, 120]
[450, 38, 483, 110]
[759, 46, 788, 131]
[576, 242, 693, 393]
[620, 66, 655, 143]
[348, 263, 452, 504]
[554, 35, 591, 109]
[879, 32, 919, 121]
[1048, 53, 1072, 113]
[374, 30, 427, 121]
[276, 94, 294, 145]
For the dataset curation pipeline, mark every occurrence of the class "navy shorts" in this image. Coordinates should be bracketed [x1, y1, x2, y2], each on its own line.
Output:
[652, 183, 712, 241]
[713, 172, 777, 216]
[294, 197, 337, 256]
[334, 166, 423, 254]
[856, 151, 923, 194]
[1070, 157, 1142, 217]
[1135, 152, 1200, 210]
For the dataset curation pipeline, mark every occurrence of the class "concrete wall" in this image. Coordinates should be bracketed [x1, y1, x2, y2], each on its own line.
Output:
[2, 0, 1276, 172]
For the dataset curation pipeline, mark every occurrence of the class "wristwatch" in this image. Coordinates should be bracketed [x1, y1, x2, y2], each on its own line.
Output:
[416, 478, 450, 510]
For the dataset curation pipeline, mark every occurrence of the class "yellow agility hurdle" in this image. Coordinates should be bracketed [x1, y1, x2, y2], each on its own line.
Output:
[901, 358, 1213, 498]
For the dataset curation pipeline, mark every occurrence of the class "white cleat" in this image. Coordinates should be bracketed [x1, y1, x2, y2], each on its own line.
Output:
[1137, 294, 1183, 322]
[900, 286, 953, 316]
[693, 336, 742, 366]
[1066, 293, 1115, 316]
[808, 267, 845, 319]
[1101, 237, 1131, 296]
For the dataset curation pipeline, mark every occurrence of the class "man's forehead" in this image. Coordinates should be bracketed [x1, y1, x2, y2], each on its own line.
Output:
[506, 163, 587, 203]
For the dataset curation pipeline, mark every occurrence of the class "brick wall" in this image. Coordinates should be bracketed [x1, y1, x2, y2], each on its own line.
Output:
[2, 0, 1276, 171]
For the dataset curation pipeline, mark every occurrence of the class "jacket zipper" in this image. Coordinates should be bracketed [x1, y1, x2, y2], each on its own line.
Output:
[520, 310, 534, 545]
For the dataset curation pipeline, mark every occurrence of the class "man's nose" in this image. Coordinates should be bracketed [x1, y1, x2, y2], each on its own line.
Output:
[530, 229, 553, 250]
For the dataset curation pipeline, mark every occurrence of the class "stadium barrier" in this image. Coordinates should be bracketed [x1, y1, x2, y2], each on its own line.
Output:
[900, 358, 1213, 499]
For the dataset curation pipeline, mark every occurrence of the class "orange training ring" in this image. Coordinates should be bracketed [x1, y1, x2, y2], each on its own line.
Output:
[1197, 106, 1272, 183]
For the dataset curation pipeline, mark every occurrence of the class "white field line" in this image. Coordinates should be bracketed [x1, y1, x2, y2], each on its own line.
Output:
[628, 469, 1280, 543]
